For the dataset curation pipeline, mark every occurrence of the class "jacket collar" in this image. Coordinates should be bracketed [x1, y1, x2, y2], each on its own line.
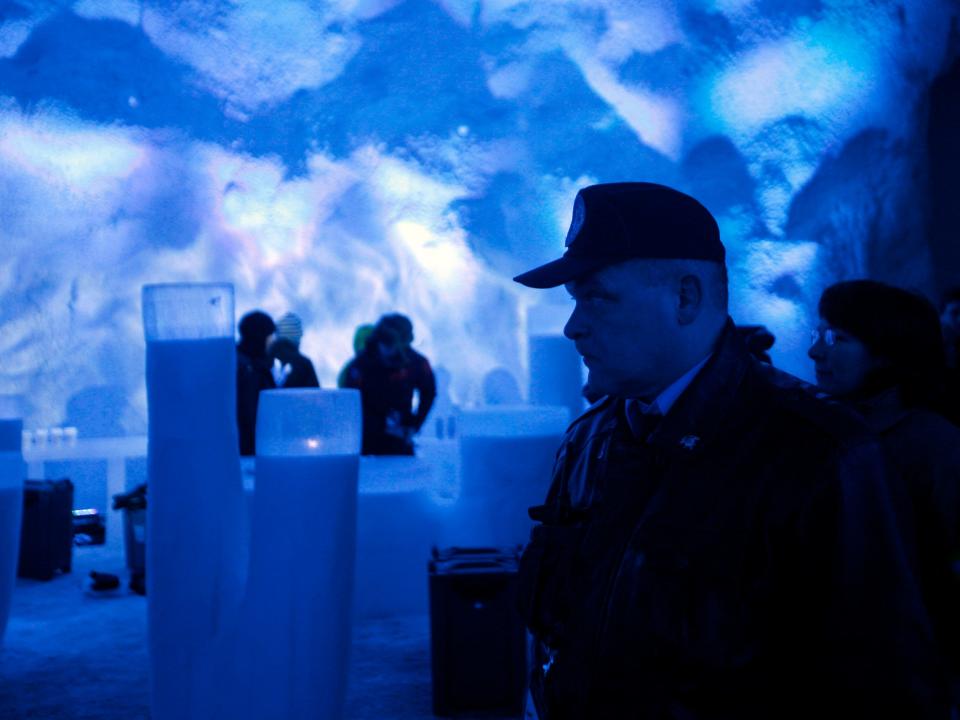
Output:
[854, 387, 912, 434]
[642, 318, 751, 457]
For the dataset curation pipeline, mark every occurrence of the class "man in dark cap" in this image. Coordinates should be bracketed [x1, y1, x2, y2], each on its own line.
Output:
[514, 182, 946, 718]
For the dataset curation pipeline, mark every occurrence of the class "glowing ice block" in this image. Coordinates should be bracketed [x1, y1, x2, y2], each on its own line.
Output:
[142, 283, 246, 720]
[236, 389, 361, 720]
[0, 395, 24, 648]
[354, 450, 450, 618]
[455, 405, 569, 547]
[526, 305, 585, 422]
[528, 335, 585, 422]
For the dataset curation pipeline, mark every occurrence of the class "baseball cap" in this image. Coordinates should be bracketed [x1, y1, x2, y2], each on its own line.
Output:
[514, 182, 724, 289]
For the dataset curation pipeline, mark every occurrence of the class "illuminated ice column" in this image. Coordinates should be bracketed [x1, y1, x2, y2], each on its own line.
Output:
[237, 389, 361, 720]
[527, 303, 585, 422]
[456, 406, 569, 548]
[142, 283, 247, 720]
[0, 395, 24, 648]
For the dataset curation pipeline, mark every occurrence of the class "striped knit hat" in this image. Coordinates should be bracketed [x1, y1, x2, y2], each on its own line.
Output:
[275, 312, 304, 346]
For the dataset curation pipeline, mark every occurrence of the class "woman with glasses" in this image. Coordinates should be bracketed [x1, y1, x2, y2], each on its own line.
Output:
[809, 279, 960, 706]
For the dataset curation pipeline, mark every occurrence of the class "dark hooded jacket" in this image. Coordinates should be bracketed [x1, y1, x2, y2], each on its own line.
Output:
[519, 322, 947, 719]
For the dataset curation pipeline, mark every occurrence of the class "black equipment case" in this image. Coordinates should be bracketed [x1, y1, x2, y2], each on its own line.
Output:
[18, 478, 73, 580]
[428, 546, 526, 717]
[72, 508, 106, 545]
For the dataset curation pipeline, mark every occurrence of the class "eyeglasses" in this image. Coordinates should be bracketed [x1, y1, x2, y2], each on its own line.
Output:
[810, 327, 845, 348]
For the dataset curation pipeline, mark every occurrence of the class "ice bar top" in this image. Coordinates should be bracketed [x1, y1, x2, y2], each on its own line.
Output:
[142, 283, 235, 341]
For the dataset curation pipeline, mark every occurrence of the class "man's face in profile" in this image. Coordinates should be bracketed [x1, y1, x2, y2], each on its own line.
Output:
[564, 260, 676, 400]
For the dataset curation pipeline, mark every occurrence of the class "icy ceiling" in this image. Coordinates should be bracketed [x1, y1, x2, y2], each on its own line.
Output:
[0, 0, 957, 430]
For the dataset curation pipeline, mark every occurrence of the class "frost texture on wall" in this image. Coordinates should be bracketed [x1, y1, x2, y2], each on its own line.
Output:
[0, 0, 957, 431]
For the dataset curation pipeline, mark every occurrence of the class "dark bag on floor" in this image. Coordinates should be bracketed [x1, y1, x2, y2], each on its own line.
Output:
[429, 546, 527, 717]
[18, 478, 73, 581]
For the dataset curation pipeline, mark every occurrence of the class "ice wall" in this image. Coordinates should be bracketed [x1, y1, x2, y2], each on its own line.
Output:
[0, 0, 956, 430]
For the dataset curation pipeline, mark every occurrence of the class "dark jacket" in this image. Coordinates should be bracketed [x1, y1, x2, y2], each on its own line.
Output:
[343, 346, 436, 455]
[269, 338, 320, 389]
[519, 322, 946, 719]
[859, 395, 960, 699]
[236, 346, 275, 456]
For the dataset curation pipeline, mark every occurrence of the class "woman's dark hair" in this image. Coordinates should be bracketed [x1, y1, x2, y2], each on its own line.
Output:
[819, 280, 946, 409]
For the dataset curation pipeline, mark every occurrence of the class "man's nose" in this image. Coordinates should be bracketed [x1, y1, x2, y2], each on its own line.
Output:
[563, 306, 584, 340]
[808, 339, 824, 360]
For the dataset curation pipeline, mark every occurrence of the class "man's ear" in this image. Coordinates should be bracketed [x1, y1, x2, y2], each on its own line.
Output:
[677, 275, 703, 325]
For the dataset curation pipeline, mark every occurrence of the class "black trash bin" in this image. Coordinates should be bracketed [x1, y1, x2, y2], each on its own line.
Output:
[18, 478, 74, 581]
[428, 546, 526, 717]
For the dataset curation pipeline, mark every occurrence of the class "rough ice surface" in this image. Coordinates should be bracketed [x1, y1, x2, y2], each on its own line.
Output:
[0, 0, 957, 431]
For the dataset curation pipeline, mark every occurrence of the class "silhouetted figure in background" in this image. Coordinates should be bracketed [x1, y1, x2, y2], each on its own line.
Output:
[512, 182, 944, 719]
[236, 310, 276, 456]
[378, 313, 437, 430]
[344, 315, 436, 455]
[337, 323, 375, 388]
[810, 280, 960, 706]
[268, 312, 319, 389]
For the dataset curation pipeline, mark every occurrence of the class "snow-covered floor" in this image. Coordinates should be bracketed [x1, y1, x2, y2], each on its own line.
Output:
[0, 535, 497, 719]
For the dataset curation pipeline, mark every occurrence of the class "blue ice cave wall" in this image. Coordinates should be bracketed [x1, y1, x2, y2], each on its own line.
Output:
[0, 0, 957, 432]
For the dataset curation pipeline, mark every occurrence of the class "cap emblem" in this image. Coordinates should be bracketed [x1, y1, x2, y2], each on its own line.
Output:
[565, 194, 586, 247]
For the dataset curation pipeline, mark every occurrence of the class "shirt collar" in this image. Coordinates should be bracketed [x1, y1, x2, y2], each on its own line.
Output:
[628, 353, 713, 417]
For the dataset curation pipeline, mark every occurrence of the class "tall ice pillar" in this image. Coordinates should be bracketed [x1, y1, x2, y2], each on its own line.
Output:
[142, 283, 247, 720]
